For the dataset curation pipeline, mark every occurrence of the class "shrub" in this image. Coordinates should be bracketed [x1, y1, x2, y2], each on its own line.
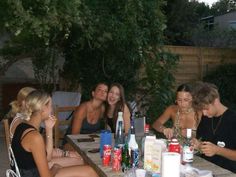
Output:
[203, 64, 236, 109]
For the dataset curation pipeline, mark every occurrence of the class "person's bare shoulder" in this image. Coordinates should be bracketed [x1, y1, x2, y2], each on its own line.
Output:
[166, 105, 178, 118]
[166, 105, 177, 112]
[22, 130, 44, 151]
[74, 101, 88, 115]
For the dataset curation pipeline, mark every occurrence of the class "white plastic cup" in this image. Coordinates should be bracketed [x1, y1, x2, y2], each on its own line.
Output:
[135, 169, 146, 177]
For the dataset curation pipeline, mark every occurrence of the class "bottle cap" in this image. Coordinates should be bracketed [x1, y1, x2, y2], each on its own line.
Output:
[144, 124, 150, 133]
[118, 112, 123, 117]
[131, 125, 135, 134]
[171, 138, 179, 144]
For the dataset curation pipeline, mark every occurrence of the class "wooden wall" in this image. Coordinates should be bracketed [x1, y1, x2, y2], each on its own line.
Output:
[163, 45, 236, 86]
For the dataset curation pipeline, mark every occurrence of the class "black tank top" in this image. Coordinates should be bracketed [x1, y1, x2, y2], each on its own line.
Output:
[11, 123, 38, 170]
[106, 117, 115, 133]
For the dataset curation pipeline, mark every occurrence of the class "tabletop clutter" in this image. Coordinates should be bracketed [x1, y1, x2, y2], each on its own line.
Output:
[99, 112, 213, 177]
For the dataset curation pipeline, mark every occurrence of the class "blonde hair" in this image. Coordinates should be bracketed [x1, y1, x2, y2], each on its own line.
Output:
[7, 87, 36, 118]
[22, 90, 51, 120]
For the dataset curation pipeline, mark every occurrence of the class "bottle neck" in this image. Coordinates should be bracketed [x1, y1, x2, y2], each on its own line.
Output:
[130, 134, 135, 138]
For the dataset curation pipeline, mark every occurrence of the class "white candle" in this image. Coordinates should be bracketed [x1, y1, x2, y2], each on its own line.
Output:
[161, 152, 181, 177]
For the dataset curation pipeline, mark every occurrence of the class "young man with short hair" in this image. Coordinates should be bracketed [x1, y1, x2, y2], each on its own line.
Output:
[193, 82, 236, 173]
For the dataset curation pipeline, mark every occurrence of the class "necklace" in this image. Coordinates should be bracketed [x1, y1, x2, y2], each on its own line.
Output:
[211, 114, 223, 135]
[179, 107, 193, 114]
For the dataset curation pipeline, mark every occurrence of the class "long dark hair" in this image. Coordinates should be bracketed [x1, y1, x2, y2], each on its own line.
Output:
[105, 83, 127, 128]
[176, 83, 192, 93]
[177, 83, 200, 127]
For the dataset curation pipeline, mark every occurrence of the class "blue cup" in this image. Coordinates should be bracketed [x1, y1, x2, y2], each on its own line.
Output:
[100, 130, 112, 157]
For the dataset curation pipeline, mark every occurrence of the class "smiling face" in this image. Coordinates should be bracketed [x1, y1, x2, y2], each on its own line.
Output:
[107, 86, 120, 106]
[176, 91, 192, 111]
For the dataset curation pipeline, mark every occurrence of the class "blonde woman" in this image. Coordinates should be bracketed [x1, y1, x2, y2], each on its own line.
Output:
[7, 87, 36, 140]
[11, 90, 98, 177]
[8, 87, 83, 168]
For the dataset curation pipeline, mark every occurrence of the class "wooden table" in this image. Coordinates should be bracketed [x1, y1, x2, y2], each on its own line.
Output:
[66, 134, 235, 177]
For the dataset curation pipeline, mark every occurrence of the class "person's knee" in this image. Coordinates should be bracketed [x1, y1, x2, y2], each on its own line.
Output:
[86, 166, 98, 177]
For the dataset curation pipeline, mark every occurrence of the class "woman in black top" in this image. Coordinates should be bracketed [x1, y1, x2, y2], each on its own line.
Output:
[105, 83, 131, 134]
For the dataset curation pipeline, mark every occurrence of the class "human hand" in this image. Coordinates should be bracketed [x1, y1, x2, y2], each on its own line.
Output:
[68, 151, 83, 160]
[200, 141, 219, 157]
[163, 128, 174, 139]
[192, 138, 201, 150]
[45, 115, 56, 129]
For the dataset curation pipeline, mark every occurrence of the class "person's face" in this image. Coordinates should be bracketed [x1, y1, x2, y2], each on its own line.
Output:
[202, 100, 218, 118]
[42, 98, 53, 119]
[93, 84, 108, 101]
[176, 91, 192, 110]
[107, 86, 120, 105]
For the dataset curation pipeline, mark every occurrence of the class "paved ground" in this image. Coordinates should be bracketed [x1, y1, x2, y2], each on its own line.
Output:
[0, 123, 9, 177]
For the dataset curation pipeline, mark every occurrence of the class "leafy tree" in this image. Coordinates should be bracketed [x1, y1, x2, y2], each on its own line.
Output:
[164, 0, 211, 45]
[0, 0, 84, 91]
[192, 23, 236, 48]
[62, 0, 179, 121]
[63, 1, 173, 95]
[1, 0, 179, 120]
[210, 0, 236, 15]
[204, 64, 236, 110]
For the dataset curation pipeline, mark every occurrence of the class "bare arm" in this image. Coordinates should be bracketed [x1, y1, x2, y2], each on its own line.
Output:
[200, 141, 236, 161]
[71, 103, 87, 134]
[152, 105, 175, 132]
[152, 105, 176, 139]
[123, 104, 131, 134]
[22, 131, 53, 177]
[44, 115, 56, 161]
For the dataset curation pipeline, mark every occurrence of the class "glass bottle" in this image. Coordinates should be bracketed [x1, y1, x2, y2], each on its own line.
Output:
[182, 128, 193, 164]
[141, 124, 150, 160]
[115, 111, 124, 138]
[115, 121, 125, 148]
[128, 125, 139, 168]
[122, 136, 130, 172]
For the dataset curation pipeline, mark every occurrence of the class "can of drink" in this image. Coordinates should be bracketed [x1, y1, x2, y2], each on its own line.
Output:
[103, 144, 112, 166]
[168, 138, 181, 153]
[112, 146, 122, 171]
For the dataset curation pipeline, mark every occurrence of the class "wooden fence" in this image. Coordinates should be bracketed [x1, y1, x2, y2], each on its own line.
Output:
[163, 45, 236, 86]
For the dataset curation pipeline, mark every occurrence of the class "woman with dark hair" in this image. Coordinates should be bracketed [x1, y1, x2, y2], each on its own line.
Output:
[105, 83, 131, 134]
[152, 83, 202, 139]
[63, 82, 108, 150]
[70, 82, 108, 134]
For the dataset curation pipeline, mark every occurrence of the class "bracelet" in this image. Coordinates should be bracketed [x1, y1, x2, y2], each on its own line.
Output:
[159, 125, 166, 133]
[63, 150, 69, 157]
